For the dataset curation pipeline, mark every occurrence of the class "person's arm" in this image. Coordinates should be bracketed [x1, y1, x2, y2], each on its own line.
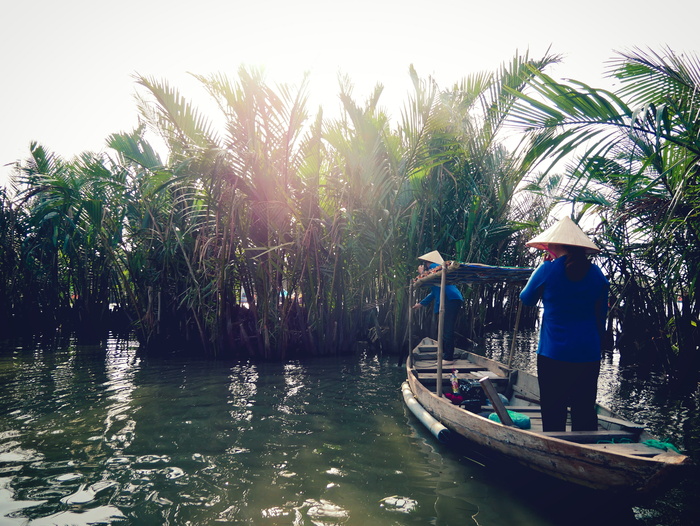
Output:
[519, 262, 548, 306]
[413, 289, 435, 309]
[594, 270, 610, 339]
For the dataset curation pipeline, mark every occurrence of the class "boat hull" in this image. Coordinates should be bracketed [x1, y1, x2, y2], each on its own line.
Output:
[405, 345, 689, 493]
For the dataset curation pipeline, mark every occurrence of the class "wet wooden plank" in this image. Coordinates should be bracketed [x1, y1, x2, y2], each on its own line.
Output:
[417, 373, 507, 387]
[597, 414, 645, 430]
[481, 405, 541, 412]
[414, 363, 488, 372]
[416, 371, 491, 380]
[541, 430, 638, 443]
[479, 377, 514, 426]
[586, 442, 665, 457]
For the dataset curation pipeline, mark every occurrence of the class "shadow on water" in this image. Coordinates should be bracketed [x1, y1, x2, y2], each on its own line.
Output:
[0, 334, 697, 525]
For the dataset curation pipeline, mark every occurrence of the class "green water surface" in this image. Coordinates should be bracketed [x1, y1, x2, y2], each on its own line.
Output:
[0, 335, 697, 525]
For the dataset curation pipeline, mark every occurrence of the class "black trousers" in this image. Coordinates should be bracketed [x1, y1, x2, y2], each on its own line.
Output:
[537, 354, 600, 432]
[441, 299, 462, 361]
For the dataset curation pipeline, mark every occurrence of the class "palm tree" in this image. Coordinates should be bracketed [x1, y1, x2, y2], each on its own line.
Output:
[128, 69, 321, 357]
[4, 52, 565, 357]
[106, 125, 176, 347]
[399, 52, 561, 340]
[0, 186, 28, 334]
[12, 142, 129, 340]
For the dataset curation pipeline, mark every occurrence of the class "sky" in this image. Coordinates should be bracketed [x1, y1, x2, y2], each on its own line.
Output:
[2, 0, 698, 189]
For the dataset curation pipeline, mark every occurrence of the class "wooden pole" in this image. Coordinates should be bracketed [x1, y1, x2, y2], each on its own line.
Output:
[436, 263, 447, 396]
[507, 300, 523, 369]
[479, 377, 515, 426]
[408, 282, 413, 368]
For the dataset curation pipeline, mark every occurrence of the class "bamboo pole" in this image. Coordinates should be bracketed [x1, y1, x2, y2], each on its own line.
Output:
[506, 300, 523, 369]
[436, 263, 447, 396]
[408, 282, 413, 368]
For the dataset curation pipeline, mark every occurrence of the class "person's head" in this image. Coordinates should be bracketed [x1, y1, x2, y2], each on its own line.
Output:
[526, 217, 599, 280]
[561, 244, 590, 281]
[546, 243, 568, 259]
[526, 216, 599, 255]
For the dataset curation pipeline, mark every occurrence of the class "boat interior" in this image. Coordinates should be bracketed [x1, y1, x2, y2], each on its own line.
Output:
[410, 341, 675, 458]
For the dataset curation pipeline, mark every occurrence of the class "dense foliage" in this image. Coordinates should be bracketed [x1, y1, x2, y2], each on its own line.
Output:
[1, 48, 697, 381]
[507, 46, 700, 382]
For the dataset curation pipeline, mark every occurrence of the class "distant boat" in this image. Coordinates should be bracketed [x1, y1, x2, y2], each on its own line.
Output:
[404, 260, 690, 493]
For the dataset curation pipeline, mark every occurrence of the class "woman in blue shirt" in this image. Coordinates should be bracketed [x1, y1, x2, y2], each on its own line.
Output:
[520, 217, 609, 432]
[413, 263, 464, 365]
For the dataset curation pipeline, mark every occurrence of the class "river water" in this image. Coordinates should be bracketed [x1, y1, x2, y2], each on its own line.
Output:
[0, 333, 698, 526]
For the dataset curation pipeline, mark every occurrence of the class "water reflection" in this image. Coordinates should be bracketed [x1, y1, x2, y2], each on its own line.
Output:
[0, 335, 697, 525]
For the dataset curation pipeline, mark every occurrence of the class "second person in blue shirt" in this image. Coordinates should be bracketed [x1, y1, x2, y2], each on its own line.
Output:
[413, 263, 464, 365]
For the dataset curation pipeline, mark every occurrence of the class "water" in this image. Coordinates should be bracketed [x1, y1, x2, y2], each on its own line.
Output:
[0, 334, 698, 525]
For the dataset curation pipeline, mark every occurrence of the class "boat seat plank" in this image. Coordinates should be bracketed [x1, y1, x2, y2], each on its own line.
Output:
[417, 381, 509, 396]
[413, 354, 483, 363]
[481, 405, 541, 413]
[414, 364, 488, 372]
[541, 430, 638, 443]
[415, 372, 496, 380]
[458, 372, 506, 383]
[415, 372, 508, 382]
[596, 414, 645, 430]
[585, 442, 666, 457]
[512, 392, 541, 405]
[415, 372, 506, 382]
[471, 370, 502, 379]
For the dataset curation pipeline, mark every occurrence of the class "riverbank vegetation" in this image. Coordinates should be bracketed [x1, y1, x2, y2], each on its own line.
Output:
[1, 48, 697, 383]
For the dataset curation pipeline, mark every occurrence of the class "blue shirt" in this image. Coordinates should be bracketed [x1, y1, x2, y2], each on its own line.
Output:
[520, 257, 609, 362]
[420, 285, 464, 314]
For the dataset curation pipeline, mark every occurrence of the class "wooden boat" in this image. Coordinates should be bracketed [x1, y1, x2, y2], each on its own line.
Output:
[404, 258, 690, 494]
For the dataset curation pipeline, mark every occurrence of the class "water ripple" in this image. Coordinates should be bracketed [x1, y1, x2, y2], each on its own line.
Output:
[0, 336, 697, 525]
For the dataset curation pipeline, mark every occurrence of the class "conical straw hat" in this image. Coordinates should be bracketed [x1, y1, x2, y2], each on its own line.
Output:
[418, 250, 445, 265]
[526, 216, 600, 254]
